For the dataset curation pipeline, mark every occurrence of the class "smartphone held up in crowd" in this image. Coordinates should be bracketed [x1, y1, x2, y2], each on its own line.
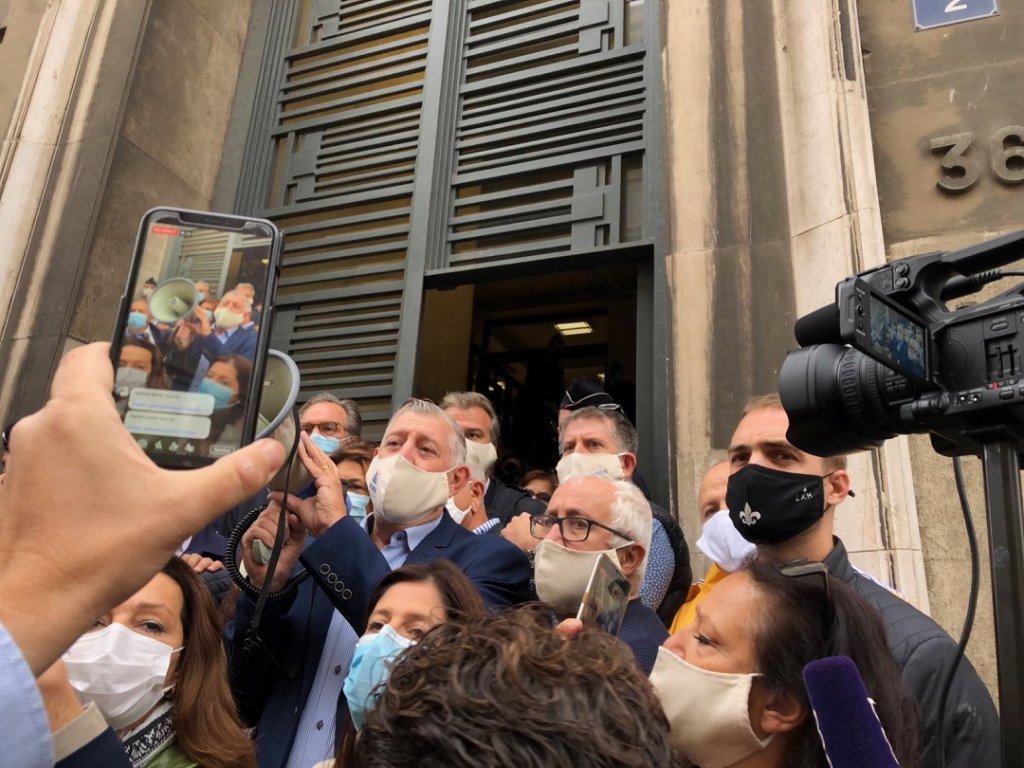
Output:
[109, 208, 282, 469]
[576, 553, 631, 636]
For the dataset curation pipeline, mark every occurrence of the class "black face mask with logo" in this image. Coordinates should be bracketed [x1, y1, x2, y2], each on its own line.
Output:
[726, 464, 830, 545]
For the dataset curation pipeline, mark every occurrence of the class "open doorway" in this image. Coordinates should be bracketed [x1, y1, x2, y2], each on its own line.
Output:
[415, 261, 639, 476]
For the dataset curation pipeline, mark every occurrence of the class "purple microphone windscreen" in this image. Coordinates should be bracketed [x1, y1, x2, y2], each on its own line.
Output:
[803, 656, 900, 768]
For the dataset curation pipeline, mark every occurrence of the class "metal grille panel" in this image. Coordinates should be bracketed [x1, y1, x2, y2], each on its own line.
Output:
[240, 0, 654, 439]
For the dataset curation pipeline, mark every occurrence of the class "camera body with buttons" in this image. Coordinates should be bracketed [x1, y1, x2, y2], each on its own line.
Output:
[779, 229, 1024, 458]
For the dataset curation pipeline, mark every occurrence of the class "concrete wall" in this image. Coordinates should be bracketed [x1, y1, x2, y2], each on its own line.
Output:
[663, 0, 927, 598]
[857, 0, 1024, 699]
[70, 0, 255, 343]
[0, 0, 49, 139]
[0, 0, 254, 425]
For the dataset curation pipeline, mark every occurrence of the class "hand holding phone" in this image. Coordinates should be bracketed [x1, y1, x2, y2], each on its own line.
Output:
[110, 208, 282, 469]
[576, 553, 631, 636]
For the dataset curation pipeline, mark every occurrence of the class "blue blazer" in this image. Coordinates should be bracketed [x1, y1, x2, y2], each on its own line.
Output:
[195, 325, 257, 362]
[226, 511, 531, 768]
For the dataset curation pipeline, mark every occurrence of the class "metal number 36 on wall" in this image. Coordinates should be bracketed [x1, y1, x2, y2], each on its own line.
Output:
[929, 127, 1024, 194]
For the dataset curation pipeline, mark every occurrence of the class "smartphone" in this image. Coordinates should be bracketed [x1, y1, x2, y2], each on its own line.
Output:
[110, 207, 282, 469]
[576, 553, 631, 636]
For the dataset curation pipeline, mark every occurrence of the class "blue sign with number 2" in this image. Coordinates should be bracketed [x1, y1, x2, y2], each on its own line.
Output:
[912, 0, 999, 30]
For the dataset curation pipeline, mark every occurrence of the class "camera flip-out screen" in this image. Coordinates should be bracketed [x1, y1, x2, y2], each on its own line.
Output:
[863, 289, 928, 382]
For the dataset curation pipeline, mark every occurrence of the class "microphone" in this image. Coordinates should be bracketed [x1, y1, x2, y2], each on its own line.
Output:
[803, 656, 899, 768]
[794, 303, 841, 347]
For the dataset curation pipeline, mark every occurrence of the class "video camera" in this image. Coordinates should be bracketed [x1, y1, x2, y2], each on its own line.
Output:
[779, 229, 1024, 459]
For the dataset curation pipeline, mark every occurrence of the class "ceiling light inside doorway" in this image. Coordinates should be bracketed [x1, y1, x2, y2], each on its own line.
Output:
[554, 321, 593, 336]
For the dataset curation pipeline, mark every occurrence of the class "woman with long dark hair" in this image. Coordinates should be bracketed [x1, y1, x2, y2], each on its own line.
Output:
[651, 557, 920, 768]
[39, 557, 256, 768]
[320, 560, 487, 768]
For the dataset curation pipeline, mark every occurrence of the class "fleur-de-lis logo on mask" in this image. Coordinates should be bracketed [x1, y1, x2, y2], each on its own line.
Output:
[739, 504, 761, 527]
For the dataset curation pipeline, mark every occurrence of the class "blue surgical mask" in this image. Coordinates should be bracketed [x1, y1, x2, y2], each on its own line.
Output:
[309, 432, 341, 454]
[127, 311, 148, 330]
[343, 624, 414, 730]
[196, 291, 206, 303]
[347, 492, 371, 521]
[198, 377, 235, 410]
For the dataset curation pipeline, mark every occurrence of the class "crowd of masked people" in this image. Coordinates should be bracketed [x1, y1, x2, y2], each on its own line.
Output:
[117, 278, 261, 412]
[0, 371, 1002, 768]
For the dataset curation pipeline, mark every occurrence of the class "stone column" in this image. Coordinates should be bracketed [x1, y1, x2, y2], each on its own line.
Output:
[663, 0, 929, 609]
[0, 0, 152, 423]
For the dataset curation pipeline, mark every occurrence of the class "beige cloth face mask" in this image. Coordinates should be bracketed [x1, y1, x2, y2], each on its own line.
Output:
[367, 453, 452, 525]
[649, 646, 774, 768]
[555, 452, 625, 483]
[533, 539, 627, 615]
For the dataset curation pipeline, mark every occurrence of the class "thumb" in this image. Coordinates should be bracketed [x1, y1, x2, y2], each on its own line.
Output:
[168, 439, 285, 535]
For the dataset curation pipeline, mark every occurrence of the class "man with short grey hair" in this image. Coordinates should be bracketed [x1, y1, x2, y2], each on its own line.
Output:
[552, 405, 691, 625]
[441, 391, 546, 527]
[228, 398, 531, 767]
[531, 474, 666, 674]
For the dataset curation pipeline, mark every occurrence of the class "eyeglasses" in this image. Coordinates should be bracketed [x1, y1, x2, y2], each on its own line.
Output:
[529, 514, 631, 543]
[779, 559, 831, 599]
[300, 421, 345, 437]
[527, 490, 552, 503]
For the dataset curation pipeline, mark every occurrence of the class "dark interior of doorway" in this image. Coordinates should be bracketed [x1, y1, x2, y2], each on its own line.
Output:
[419, 261, 638, 479]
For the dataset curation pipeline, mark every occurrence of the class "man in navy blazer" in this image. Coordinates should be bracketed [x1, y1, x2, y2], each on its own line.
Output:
[191, 289, 257, 362]
[226, 399, 532, 768]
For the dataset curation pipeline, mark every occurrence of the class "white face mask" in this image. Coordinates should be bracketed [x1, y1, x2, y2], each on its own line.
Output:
[367, 453, 452, 525]
[649, 646, 774, 768]
[533, 539, 627, 615]
[464, 439, 497, 475]
[213, 307, 244, 330]
[697, 509, 757, 573]
[63, 623, 182, 731]
[555, 452, 625, 483]
[115, 366, 148, 397]
[445, 494, 473, 526]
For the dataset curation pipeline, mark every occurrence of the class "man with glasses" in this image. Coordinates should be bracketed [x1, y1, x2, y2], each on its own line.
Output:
[531, 474, 667, 674]
[554, 405, 692, 626]
[299, 392, 362, 454]
[727, 393, 999, 768]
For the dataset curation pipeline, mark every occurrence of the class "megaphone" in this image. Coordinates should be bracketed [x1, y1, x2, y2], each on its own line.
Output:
[255, 349, 308, 493]
[149, 277, 198, 322]
[225, 349, 308, 593]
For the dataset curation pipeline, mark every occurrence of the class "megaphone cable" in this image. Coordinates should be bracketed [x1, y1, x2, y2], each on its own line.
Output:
[223, 406, 311, 667]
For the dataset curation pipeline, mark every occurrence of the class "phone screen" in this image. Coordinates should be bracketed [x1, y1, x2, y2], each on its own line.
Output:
[576, 553, 631, 636]
[112, 208, 280, 468]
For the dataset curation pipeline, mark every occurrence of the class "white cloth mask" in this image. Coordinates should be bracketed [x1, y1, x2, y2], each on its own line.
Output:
[115, 366, 148, 397]
[63, 623, 181, 731]
[649, 646, 774, 768]
[697, 509, 757, 573]
[213, 307, 244, 330]
[555, 452, 625, 483]
[465, 439, 497, 475]
[445, 495, 473, 526]
[533, 539, 627, 615]
[367, 453, 452, 525]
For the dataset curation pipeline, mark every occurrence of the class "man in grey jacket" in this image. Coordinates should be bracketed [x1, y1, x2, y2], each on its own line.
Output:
[725, 393, 1000, 768]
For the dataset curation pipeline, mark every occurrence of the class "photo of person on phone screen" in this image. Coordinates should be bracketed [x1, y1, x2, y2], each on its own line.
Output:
[200, 354, 251, 449]
[122, 298, 163, 347]
[114, 338, 169, 407]
[188, 289, 257, 362]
